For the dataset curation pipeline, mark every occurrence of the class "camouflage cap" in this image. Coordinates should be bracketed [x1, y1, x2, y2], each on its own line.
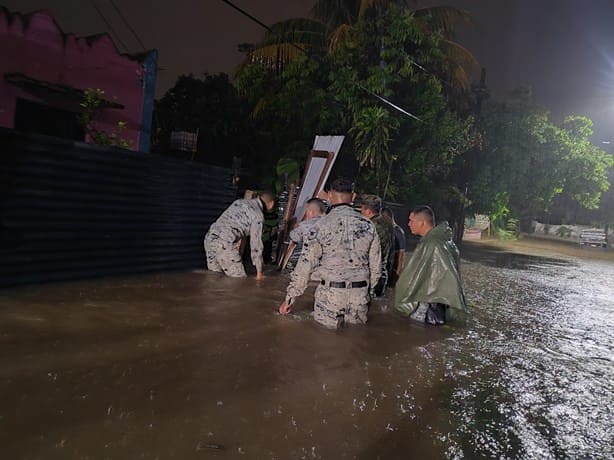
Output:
[360, 194, 382, 212]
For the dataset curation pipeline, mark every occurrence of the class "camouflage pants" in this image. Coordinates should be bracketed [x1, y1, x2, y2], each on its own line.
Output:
[203, 232, 246, 278]
[313, 284, 370, 329]
[373, 262, 389, 297]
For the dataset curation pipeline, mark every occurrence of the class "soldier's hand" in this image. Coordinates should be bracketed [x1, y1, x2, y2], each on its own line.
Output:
[256, 271, 264, 281]
[278, 302, 291, 315]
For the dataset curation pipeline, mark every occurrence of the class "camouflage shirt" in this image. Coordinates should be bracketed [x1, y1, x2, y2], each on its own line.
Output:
[207, 198, 265, 273]
[371, 214, 395, 272]
[285, 203, 381, 303]
[289, 215, 322, 244]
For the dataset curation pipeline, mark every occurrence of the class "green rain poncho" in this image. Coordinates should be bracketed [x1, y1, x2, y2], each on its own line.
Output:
[394, 223, 468, 323]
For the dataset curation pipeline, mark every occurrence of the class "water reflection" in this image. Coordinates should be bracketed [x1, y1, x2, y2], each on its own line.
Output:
[461, 244, 574, 269]
[0, 247, 611, 459]
[448, 256, 614, 458]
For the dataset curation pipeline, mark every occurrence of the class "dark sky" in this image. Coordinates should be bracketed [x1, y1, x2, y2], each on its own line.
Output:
[5, 0, 614, 147]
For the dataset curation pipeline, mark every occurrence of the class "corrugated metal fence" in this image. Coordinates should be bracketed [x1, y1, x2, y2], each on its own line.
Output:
[0, 129, 237, 287]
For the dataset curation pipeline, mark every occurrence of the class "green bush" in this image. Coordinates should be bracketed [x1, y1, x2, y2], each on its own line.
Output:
[494, 217, 519, 241]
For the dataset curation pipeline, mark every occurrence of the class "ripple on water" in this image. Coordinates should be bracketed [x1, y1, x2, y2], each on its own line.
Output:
[442, 257, 614, 459]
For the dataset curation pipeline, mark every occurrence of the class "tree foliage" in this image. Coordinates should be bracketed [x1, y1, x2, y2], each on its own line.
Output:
[152, 73, 254, 166]
[469, 88, 613, 230]
[80, 88, 130, 149]
[149, 2, 613, 235]
[236, 3, 476, 199]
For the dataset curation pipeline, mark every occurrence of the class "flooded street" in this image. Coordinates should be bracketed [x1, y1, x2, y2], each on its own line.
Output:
[0, 241, 612, 459]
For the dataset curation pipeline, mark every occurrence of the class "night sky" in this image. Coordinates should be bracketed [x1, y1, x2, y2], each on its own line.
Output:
[4, 0, 614, 147]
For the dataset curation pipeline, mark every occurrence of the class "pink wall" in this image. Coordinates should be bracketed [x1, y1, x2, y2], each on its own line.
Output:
[0, 8, 154, 150]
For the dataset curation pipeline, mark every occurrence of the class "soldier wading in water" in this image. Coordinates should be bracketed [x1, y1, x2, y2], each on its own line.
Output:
[279, 178, 381, 329]
[204, 192, 276, 280]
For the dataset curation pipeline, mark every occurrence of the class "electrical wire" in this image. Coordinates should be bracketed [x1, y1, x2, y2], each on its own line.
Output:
[109, 0, 148, 51]
[219, 0, 422, 122]
[89, 0, 129, 52]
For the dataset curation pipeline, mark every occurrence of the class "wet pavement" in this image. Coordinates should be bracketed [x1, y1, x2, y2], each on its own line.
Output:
[0, 242, 612, 459]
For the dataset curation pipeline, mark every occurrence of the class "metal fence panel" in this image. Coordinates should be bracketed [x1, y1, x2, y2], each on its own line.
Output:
[0, 129, 237, 287]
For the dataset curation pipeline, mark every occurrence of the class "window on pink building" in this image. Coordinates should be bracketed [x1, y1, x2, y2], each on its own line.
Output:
[14, 98, 85, 142]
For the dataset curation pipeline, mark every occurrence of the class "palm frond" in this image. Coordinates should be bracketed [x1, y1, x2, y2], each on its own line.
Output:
[239, 18, 329, 73]
[328, 23, 352, 53]
[358, 0, 394, 19]
[412, 6, 474, 39]
[262, 18, 328, 48]
[312, 0, 361, 28]
[451, 65, 470, 92]
[442, 39, 480, 90]
[350, 105, 397, 168]
[247, 43, 311, 73]
[443, 40, 479, 70]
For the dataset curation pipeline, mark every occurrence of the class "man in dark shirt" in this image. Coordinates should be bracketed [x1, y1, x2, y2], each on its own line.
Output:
[382, 207, 406, 287]
[360, 195, 394, 297]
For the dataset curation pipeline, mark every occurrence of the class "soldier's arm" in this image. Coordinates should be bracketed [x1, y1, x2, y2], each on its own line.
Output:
[249, 216, 265, 278]
[280, 238, 321, 313]
[369, 231, 382, 288]
[396, 228, 406, 274]
[396, 250, 405, 275]
[289, 224, 303, 243]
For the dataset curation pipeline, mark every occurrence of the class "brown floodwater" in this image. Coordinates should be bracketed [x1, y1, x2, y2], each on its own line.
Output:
[0, 242, 612, 459]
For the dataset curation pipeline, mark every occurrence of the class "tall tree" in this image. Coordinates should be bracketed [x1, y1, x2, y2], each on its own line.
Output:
[237, 3, 476, 198]
[469, 88, 613, 232]
[242, 0, 478, 92]
[152, 73, 254, 166]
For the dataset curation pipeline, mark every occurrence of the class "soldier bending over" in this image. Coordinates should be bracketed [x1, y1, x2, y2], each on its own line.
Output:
[204, 192, 275, 280]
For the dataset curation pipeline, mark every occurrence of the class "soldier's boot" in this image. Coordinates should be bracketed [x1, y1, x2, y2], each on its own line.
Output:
[425, 303, 447, 325]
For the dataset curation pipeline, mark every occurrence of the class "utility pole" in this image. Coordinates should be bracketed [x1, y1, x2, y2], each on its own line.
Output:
[453, 68, 489, 250]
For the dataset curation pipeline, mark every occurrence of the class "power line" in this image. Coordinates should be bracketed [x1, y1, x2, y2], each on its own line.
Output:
[219, 0, 422, 122]
[219, 0, 275, 35]
[89, 0, 129, 52]
[109, 0, 148, 51]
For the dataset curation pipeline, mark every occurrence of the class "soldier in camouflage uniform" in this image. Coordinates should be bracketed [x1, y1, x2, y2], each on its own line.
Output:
[360, 195, 394, 296]
[204, 192, 275, 279]
[279, 178, 381, 329]
[285, 198, 326, 272]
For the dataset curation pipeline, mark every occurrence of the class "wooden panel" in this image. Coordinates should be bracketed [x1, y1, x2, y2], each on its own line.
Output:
[0, 129, 237, 287]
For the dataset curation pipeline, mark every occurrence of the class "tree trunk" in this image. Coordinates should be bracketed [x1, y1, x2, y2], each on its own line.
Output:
[452, 201, 465, 251]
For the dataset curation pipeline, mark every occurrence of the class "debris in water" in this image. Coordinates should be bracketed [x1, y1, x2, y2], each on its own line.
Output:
[196, 442, 224, 451]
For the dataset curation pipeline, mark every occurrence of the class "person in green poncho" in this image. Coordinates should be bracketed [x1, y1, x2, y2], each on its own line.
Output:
[394, 205, 468, 325]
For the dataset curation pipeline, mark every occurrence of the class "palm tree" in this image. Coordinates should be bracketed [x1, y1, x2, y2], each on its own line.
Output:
[237, 0, 479, 196]
[241, 0, 478, 92]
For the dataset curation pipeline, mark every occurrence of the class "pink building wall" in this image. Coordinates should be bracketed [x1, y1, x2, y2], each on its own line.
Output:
[0, 8, 156, 151]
